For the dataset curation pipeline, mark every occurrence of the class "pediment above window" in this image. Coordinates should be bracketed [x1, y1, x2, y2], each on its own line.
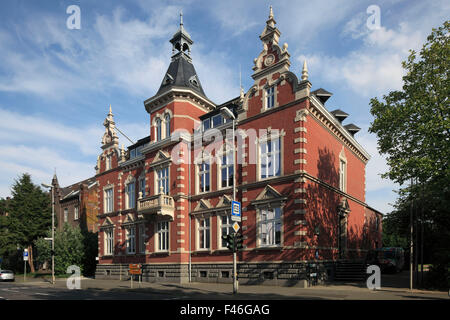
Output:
[216, 195, 232, 208]
[252, 185, 287, 207]
[100, 217, 114, 229]
[194, 199, 212, 212]
[149, 150, 172, 167]
[122, 213, 136, 226]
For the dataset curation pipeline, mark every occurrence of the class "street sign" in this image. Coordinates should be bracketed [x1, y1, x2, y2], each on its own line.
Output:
[23, 249, 29, 261]
[129, 264, 142, 275]
[232, 222, 240, 233]
[231, 200, 241, 222]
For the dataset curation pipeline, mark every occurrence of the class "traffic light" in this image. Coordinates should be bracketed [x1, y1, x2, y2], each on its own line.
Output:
[235, 233, 243, 251]
[226, 234, 235, 252]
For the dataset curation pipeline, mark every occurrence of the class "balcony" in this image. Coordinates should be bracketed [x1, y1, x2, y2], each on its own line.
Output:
[137, 194, 174, 220]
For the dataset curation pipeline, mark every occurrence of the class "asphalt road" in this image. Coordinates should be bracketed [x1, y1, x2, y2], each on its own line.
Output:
[0, 273, 448, 301]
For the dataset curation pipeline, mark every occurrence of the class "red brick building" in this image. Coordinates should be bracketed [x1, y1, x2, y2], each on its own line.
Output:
[94, 8, 382, 285]
[51, 174, 98, 233]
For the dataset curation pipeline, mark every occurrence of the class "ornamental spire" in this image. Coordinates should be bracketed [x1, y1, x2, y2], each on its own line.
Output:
[301, 60, 309, 81]
[102, 104, 118, 147]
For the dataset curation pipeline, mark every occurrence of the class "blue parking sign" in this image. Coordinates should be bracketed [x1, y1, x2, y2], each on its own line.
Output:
[231, 201, 241, 222]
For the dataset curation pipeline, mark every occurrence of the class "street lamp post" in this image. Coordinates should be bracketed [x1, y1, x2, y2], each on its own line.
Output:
[42, 183, 55, 285]
[220, 106, 238, 294]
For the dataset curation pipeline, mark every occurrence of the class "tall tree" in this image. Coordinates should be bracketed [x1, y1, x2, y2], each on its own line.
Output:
[369, 21, 450, 288]
[7, 173, 51, 273]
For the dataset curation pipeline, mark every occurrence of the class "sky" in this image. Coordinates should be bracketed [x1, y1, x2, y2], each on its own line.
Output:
[0, 0, 448, 214]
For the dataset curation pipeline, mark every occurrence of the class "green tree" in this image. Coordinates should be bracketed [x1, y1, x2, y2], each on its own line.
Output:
[369, 21, 450, 288]
[35, 224, 86, 275]
[4, 174, 51, 272]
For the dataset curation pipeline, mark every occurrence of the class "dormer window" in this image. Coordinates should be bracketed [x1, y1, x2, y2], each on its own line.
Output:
[202, 118, 211, 131]
[266, 86, 275, 109]
[212, 114, 223, 128]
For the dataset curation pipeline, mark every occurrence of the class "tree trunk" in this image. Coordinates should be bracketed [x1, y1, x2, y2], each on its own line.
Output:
[28, 244, 35, 273]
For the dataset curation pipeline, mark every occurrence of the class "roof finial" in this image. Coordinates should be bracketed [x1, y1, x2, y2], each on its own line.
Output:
[109, 104, 112, 115]
[180, 10, 183, 26]
[301, 60, 309, 81]
[269, 5, 274, 19]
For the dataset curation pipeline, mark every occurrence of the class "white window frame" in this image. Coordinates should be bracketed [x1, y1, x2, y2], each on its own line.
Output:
[197, 217, 210, 250]
[104, 187, 114, 213]
[219, 147, 234, 189]
[156, 118, 162, 141]
[156, 221, 170, 252]
[219, 215, 233, 249]
[265, 86, 275, 109]
[126, 226, 136, 254]
[259, 136, 281, 180]
[104, 228, 114, 256]
[138, 177, 146, 198]
[257, 206, 282, 247]
[125, 181, 135, 209]
[74, 206, 79, 220]
[156, 166, 169, 195]
[198, 158, 211, 194]
[139, 224, 146, 254]
[339, 158, 347, 192]
[64, 208, 68, 223]
[165, 114, 171, 138]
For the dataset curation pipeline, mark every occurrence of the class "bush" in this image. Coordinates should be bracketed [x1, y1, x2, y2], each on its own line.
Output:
[34, 224, 97, 276]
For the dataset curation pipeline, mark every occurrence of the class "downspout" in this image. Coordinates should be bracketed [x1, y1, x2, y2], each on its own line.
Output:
[188, 138, 192, 282]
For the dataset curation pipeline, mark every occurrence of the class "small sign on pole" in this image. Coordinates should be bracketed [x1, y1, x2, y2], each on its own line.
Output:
[23, 249, 29, 261]
[129, 264, 142, 288]
[23, 249, 29, 282]
[231, 200, 241, 222]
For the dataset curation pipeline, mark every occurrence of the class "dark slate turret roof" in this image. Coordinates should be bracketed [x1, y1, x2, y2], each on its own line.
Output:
[344, 123, 361, 136]
[330, 109, 349, 123]
[156, 53, 206, 98]
[311, 88, 333, 104]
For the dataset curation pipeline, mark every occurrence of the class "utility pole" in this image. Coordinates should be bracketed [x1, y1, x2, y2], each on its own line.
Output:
[409, 178, 414, 290]
[42, 182, 55, 285]
[220, 106, 238, 294]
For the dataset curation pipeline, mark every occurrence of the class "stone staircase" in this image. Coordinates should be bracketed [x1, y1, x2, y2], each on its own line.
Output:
[334, 261, 367, 282]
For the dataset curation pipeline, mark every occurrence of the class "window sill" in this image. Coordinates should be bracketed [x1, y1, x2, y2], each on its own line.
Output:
[193, 250, 212, 255]
[151, 251, 170, 256]
[253, 246, 282, 251]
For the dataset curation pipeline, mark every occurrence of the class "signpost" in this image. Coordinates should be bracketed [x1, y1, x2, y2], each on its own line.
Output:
[128, 264, 142, 288]
[231, 201, 241, 222]
[23, 249, 29, 282]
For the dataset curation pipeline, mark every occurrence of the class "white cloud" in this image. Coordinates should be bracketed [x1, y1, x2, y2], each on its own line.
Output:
[0, 107, 147, 198]
[0, 108, 102, 156]
[0, 145, 95, 198]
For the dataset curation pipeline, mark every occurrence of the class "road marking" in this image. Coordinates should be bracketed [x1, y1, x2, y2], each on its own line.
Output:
[34, 292, 50, 296]
[0, 288, 20, 293]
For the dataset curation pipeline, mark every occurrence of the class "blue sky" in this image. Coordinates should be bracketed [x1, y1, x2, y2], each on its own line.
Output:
[0, 0, 448, 213]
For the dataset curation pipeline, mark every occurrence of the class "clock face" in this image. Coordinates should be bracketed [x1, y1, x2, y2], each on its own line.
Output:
[264, 54, 275, 66]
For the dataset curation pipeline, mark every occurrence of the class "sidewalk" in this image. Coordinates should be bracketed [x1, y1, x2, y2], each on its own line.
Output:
[16, 277, 449, 300]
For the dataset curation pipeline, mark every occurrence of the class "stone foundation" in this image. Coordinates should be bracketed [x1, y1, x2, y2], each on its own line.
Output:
[95, 261, 334, 287]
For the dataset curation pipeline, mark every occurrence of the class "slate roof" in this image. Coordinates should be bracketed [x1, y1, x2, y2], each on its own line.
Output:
[330, 109, 349, 122]
[60, 176, 97, 202]
[311, 88, 333, 104]
[156, 54, 207, 98]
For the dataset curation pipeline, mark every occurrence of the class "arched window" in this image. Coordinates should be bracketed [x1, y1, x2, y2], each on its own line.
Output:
[165, 114, 171, 138]
[156, 118, 162, 141]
